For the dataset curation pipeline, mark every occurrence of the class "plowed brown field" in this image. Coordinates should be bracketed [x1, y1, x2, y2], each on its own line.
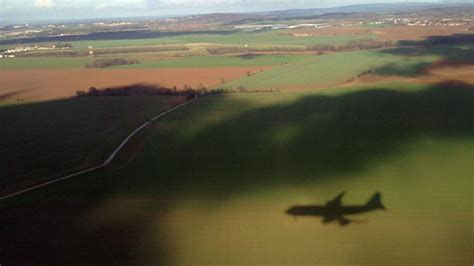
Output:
[371, 25, 470, 42]
[0, 66, 271, 103]
[286, 25, 469, 42]
[287, 26, 371, 36]
[345, 65, 474, 87]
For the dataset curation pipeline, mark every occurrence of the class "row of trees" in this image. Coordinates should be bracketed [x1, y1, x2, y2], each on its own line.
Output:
[85, 58, 139, 68]
[76, 85, 203, 100]
[207, 46, 309, 55]
[308, 39, 394, 52]
[345, 69, 375, 83]
[76, 84, 279, 100]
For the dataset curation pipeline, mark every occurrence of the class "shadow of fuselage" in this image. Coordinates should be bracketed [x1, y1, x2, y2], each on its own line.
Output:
[286, 192, 385, 226]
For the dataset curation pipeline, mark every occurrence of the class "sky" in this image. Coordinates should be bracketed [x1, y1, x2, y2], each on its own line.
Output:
[0, 0, 472, 22]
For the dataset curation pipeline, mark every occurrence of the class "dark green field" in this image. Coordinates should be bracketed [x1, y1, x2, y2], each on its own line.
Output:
[2, 81, 473, 265]
[0, 96, 185, 194]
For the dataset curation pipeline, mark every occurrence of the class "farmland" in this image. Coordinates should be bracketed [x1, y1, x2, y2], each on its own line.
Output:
[0, 67, 274, 103]
[1, 3, 473, 265]
[0, 56, 93, 69]
[0, 30, 373, 49]
[113, 54, 311, 69]
[71, 31, 370, 49]
[0, 95, 186, 194]
[0, 54, 310, 70]
[220, 50, 444, 90]
[2, 82, 473, 265]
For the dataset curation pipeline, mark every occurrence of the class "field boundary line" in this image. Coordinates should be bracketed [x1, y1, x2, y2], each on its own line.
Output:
[0, 97, 197, 202]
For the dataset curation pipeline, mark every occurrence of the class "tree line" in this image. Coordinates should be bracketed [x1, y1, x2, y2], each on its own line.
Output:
[85, 58, 139, 68]
[307, 39, 394, 52]
[207, 46, 309, 55]
[76, 84, 203, 100]
[76, 84, 279, 100]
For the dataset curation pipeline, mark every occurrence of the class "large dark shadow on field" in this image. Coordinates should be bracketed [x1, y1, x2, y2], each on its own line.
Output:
[1, 81, 474, 265]
[375, 61, 433, 77]
[142, 81, 474, 197]
[1, 194, 173, 265]
[1, 107, 175, 265]
[0, 93, 188, 196]
[0, 196, 170, 265]
[377, 34, 474, 77]
[384, 34, 474, 61]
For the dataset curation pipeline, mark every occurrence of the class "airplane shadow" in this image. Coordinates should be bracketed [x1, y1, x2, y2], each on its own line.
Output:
[286, 192, 386, 226]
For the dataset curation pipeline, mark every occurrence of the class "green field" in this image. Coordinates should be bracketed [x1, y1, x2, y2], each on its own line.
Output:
[0, 57, 93, 69]
[0, 30, 373, 70]
[362, 23, 393, 28]
[2, 82, 473, 265]
[220, 50, 438, 89]
[0, 54, 311, 70]
[0, 96, 185, 194]
[113, 54, 311, 69]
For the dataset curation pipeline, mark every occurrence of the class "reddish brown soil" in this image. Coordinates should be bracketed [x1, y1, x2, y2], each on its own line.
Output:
[286, 25, 469, 43]
[275, 61, 474, 92]
[0, 66, 272, 103]
[371, 25, 470, 42]
[345, 65, 474, 87]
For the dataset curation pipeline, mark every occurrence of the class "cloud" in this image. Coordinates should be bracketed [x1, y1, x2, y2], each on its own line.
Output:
[94, 0, 156, 9]
[35, 0, 55, 8]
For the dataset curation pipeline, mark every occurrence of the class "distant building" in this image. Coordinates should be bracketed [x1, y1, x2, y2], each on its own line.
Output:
[236, 23, 327, 30]
[296, 23, 321, 28]
[271, 24, 290, 29]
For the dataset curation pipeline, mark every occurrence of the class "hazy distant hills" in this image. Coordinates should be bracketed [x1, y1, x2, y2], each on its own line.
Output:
[196, 2, 474, 25]
[260, 2, 474, 17]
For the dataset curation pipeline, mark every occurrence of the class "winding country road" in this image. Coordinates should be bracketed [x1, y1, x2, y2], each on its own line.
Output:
[0, 97, 197, 201]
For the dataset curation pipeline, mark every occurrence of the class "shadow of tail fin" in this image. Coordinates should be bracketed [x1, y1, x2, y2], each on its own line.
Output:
[366, 192, 385, 210]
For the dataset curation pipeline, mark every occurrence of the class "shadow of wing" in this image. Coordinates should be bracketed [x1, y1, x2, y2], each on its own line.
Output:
[322, 214, 351, 226]
[337, 216, 351, 226]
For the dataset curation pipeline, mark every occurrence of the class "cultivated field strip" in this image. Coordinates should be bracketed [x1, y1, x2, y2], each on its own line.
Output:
[0, 97, 197, 201]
